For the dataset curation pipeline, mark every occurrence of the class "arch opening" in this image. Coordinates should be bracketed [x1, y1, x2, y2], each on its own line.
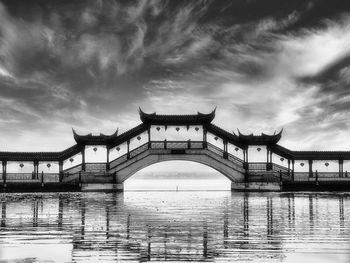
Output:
[124, 160, 231, 191]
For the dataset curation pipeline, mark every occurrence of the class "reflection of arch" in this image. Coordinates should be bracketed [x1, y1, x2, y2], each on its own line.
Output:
[113, 151, 245, 183]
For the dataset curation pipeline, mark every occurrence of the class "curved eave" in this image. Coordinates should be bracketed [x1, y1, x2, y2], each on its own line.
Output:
[139, 107, 216, 125]
[237, 129, 282, 145]
[72, 128, 119, 145]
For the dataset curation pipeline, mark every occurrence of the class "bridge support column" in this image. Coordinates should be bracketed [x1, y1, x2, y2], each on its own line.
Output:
[339, 159, 343, 178]
[292, 160, 295, 181]
[2, 161, 6, 187]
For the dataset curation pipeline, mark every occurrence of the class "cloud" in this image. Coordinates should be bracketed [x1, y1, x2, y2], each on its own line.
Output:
[0, 0, 350, 152]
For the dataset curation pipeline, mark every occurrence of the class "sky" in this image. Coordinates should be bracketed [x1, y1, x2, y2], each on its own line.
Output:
[1, 0, 350, 152]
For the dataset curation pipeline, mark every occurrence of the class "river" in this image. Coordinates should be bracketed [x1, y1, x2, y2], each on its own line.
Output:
[0, 179, 349, 262]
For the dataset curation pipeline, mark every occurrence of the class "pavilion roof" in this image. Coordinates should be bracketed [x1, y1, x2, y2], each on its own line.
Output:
[139, 108, 216, 125]
[236, 129, 283, 145]
[72, 129, 119, 145]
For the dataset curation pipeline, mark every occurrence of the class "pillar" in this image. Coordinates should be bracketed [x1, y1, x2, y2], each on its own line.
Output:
[81, 146, 86, 171]
[339, 159, 344, 178]
[127, 140, 130, 159]
[269, 151, 272, 163]
[203, 128, 207, 148]
[33, 160, 39, 179]
[266, 149, 269, 163]
[59, 160, 63, 183]
[41, 171, 44, 187]
[2, 161, 6, 186]
[292, 160, 295, 181]
[288, 159, 290, 175]
[308, 159, 313, 178]
[243, 148, 249, 182]
[223, 140, 228, 159]
[106, 147, 110, 171]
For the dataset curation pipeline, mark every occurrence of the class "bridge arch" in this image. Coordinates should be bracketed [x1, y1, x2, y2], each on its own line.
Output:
[113, 151, 245, 183]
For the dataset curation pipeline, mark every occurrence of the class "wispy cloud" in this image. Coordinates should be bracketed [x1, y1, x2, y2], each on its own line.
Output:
[0, 0, 350, 151]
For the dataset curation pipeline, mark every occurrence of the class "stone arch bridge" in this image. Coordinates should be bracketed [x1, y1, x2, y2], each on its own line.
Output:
[1, 108, 350, 191]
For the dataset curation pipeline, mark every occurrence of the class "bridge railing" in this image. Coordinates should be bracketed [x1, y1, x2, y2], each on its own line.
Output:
[150, 140, 204, 149]
[294, 172, 350, 181]
[2, 173, 59, 183]
[248, 163, 267, 171]
[85, 163, 106, 172]
[109, 140, 245, 170]
[206, 142, 243, 165]
[150, 142, 164, 149]
[130, 143, 149, 159]
[63, 164, 83, 174]
[110, 142, 149, 169]
[248, 162, 292, 182]
[62, 164, 83, 184]
[4, 173, 39, 183]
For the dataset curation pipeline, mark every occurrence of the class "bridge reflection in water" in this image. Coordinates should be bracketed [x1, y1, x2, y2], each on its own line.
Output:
[0, 192, 349, 262]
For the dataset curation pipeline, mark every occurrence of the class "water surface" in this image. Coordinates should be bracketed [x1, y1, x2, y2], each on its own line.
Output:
[0, 182, 349, 262]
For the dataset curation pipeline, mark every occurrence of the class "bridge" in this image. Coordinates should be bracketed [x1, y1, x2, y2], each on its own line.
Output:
[1, 108, 350, 192]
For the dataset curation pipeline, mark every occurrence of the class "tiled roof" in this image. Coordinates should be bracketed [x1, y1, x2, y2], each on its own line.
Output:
[73, 129, 119, 145]
[139, 108, 216, 125]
